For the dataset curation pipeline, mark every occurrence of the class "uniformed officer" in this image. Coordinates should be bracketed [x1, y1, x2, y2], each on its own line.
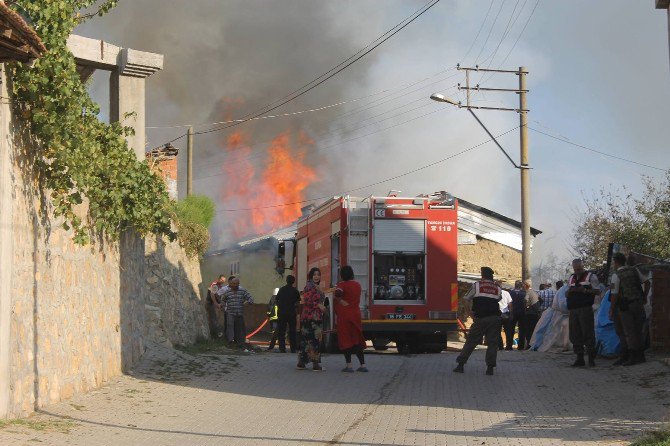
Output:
[566, 259, 601, 367]
[609, 253, 649, 366]
[454, 266, 503, 376]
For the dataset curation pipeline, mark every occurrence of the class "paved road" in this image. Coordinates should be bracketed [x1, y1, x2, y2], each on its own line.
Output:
[1, 344, 668, 446]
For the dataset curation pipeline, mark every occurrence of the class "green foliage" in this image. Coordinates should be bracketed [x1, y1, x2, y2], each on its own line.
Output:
[573, 171, 670, 268]
[631, 429, 670, 446]
[174, 218, 210, 259]
[9, 0, 174, 244]
[174, 195, 215, 228]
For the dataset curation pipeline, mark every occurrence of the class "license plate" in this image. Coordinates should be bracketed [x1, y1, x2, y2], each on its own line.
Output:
[386, 313, 416, 320]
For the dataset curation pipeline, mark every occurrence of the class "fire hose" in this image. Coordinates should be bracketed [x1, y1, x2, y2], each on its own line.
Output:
[245, 318, 337, 340]
[457, 318, 469, 333]
[245, 318, 269, 339]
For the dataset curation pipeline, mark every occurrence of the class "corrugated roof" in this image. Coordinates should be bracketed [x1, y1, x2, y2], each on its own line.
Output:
[457, 198, 541, 252]
[237, 224, 297, 247]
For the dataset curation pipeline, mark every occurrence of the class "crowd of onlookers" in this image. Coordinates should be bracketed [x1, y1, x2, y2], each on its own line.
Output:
[456, 254, 651, 375]
[204, 253, 650, 377]
[493, 255, 649, 366]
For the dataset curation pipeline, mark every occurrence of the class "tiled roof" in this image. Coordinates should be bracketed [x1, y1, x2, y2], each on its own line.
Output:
[0, 2, 46, 62]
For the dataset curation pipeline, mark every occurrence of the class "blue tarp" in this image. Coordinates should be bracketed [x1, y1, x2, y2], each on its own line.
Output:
[595, 290, 621, 357]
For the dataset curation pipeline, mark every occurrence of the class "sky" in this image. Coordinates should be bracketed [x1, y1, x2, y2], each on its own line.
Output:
[76, 0, 670, 269]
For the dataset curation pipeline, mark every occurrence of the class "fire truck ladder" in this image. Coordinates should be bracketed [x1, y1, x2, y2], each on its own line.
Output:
[346, 196, 370, 317]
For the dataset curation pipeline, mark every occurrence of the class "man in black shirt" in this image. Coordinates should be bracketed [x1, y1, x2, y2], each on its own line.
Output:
[276, 275, 301, 353]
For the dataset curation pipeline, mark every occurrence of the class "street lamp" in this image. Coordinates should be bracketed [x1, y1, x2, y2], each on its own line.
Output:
[430, 93, 459, 106]
[430, 90, 532, 281]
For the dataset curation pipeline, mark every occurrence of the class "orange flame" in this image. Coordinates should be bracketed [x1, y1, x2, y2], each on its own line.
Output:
[221, 130, 317, 239]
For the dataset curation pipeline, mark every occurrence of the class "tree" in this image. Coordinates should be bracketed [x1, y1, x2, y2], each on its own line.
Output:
[532, 252, 570, 285]
[573, 171, 670, 269]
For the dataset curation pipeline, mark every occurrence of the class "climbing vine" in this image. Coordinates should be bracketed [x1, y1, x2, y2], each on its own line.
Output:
[10, 0, 174, 244]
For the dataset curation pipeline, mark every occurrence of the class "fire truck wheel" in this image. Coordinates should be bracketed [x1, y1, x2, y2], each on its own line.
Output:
[396, 339, 411, 355]
[372, 338, 390, 351]
[408, 341, 427, 354]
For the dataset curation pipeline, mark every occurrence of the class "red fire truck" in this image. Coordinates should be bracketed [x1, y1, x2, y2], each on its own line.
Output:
[289, 192, 459, 354]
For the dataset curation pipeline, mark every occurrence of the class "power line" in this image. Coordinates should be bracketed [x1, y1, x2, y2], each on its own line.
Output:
[189, 81, 461, 174]
[462, 0, 495, 63]
[147, 67, 458, 131]
[528, 126, 667, 172]
[152, 0, 444, 151]
[492, 0, 540, 70]
[197, 100, 458, 182]
[217, 0, 440, 126]
[215, 125, 521, 212]
[480, 0, 523, 71]
[195, 0, 443, 137]
[473, 0, 506, 64]
[146, 99, 365, 130]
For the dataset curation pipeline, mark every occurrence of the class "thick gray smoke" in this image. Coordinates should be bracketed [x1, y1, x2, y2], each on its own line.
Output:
[76, 1, 670, 266]
[76, 0, 401, 247]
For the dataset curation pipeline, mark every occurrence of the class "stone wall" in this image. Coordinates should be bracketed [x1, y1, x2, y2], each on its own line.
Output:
[458, 236, 522, 284]
[7, 156, 137, 416]
[2, 116, 208, 419]
[144, 235, 209, 347]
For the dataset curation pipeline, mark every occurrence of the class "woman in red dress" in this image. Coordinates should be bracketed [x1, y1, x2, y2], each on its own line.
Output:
[335, 265, 368, 373]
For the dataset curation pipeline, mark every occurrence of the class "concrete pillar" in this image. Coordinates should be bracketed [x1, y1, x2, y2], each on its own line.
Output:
[0, 64, 14, 418]
[109, 48, 163, 160]
[110, 74, 147, 159]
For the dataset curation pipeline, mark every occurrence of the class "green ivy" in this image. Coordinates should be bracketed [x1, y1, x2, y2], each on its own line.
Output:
[10, 0, 174, 244]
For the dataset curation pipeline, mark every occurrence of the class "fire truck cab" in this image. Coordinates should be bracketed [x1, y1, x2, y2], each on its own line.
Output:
[293, 192, 459, 354]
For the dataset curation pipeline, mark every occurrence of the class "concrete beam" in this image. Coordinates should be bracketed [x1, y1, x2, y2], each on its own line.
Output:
[67, 35, 163, 78]
[120, 48, 163, 78]
[67, 35, 164, 159]
[67, 34, 121, 70]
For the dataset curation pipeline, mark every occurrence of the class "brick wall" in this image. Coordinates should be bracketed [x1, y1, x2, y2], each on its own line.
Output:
[148, 156, 178, 199]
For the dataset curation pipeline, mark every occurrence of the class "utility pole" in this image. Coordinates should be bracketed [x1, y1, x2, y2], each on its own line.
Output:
[518, 66, 531, 282]
[187, 126, 193, 197]
[454, 65, 532, 282]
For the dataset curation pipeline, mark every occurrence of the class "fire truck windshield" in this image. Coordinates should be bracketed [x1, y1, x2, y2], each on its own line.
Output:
[373, 253, 425, 302]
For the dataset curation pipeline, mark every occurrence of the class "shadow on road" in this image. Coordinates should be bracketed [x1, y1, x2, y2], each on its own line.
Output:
[106, 344, 670, 444]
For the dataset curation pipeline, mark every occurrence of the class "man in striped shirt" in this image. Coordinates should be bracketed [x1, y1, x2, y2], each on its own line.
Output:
[216, 276, 254, 349]
[539, 282, 556, 312]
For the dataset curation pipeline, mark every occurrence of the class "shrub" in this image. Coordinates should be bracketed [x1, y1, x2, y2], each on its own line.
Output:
[174, 195, 215, 228]
[174, 218, 210, 259]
